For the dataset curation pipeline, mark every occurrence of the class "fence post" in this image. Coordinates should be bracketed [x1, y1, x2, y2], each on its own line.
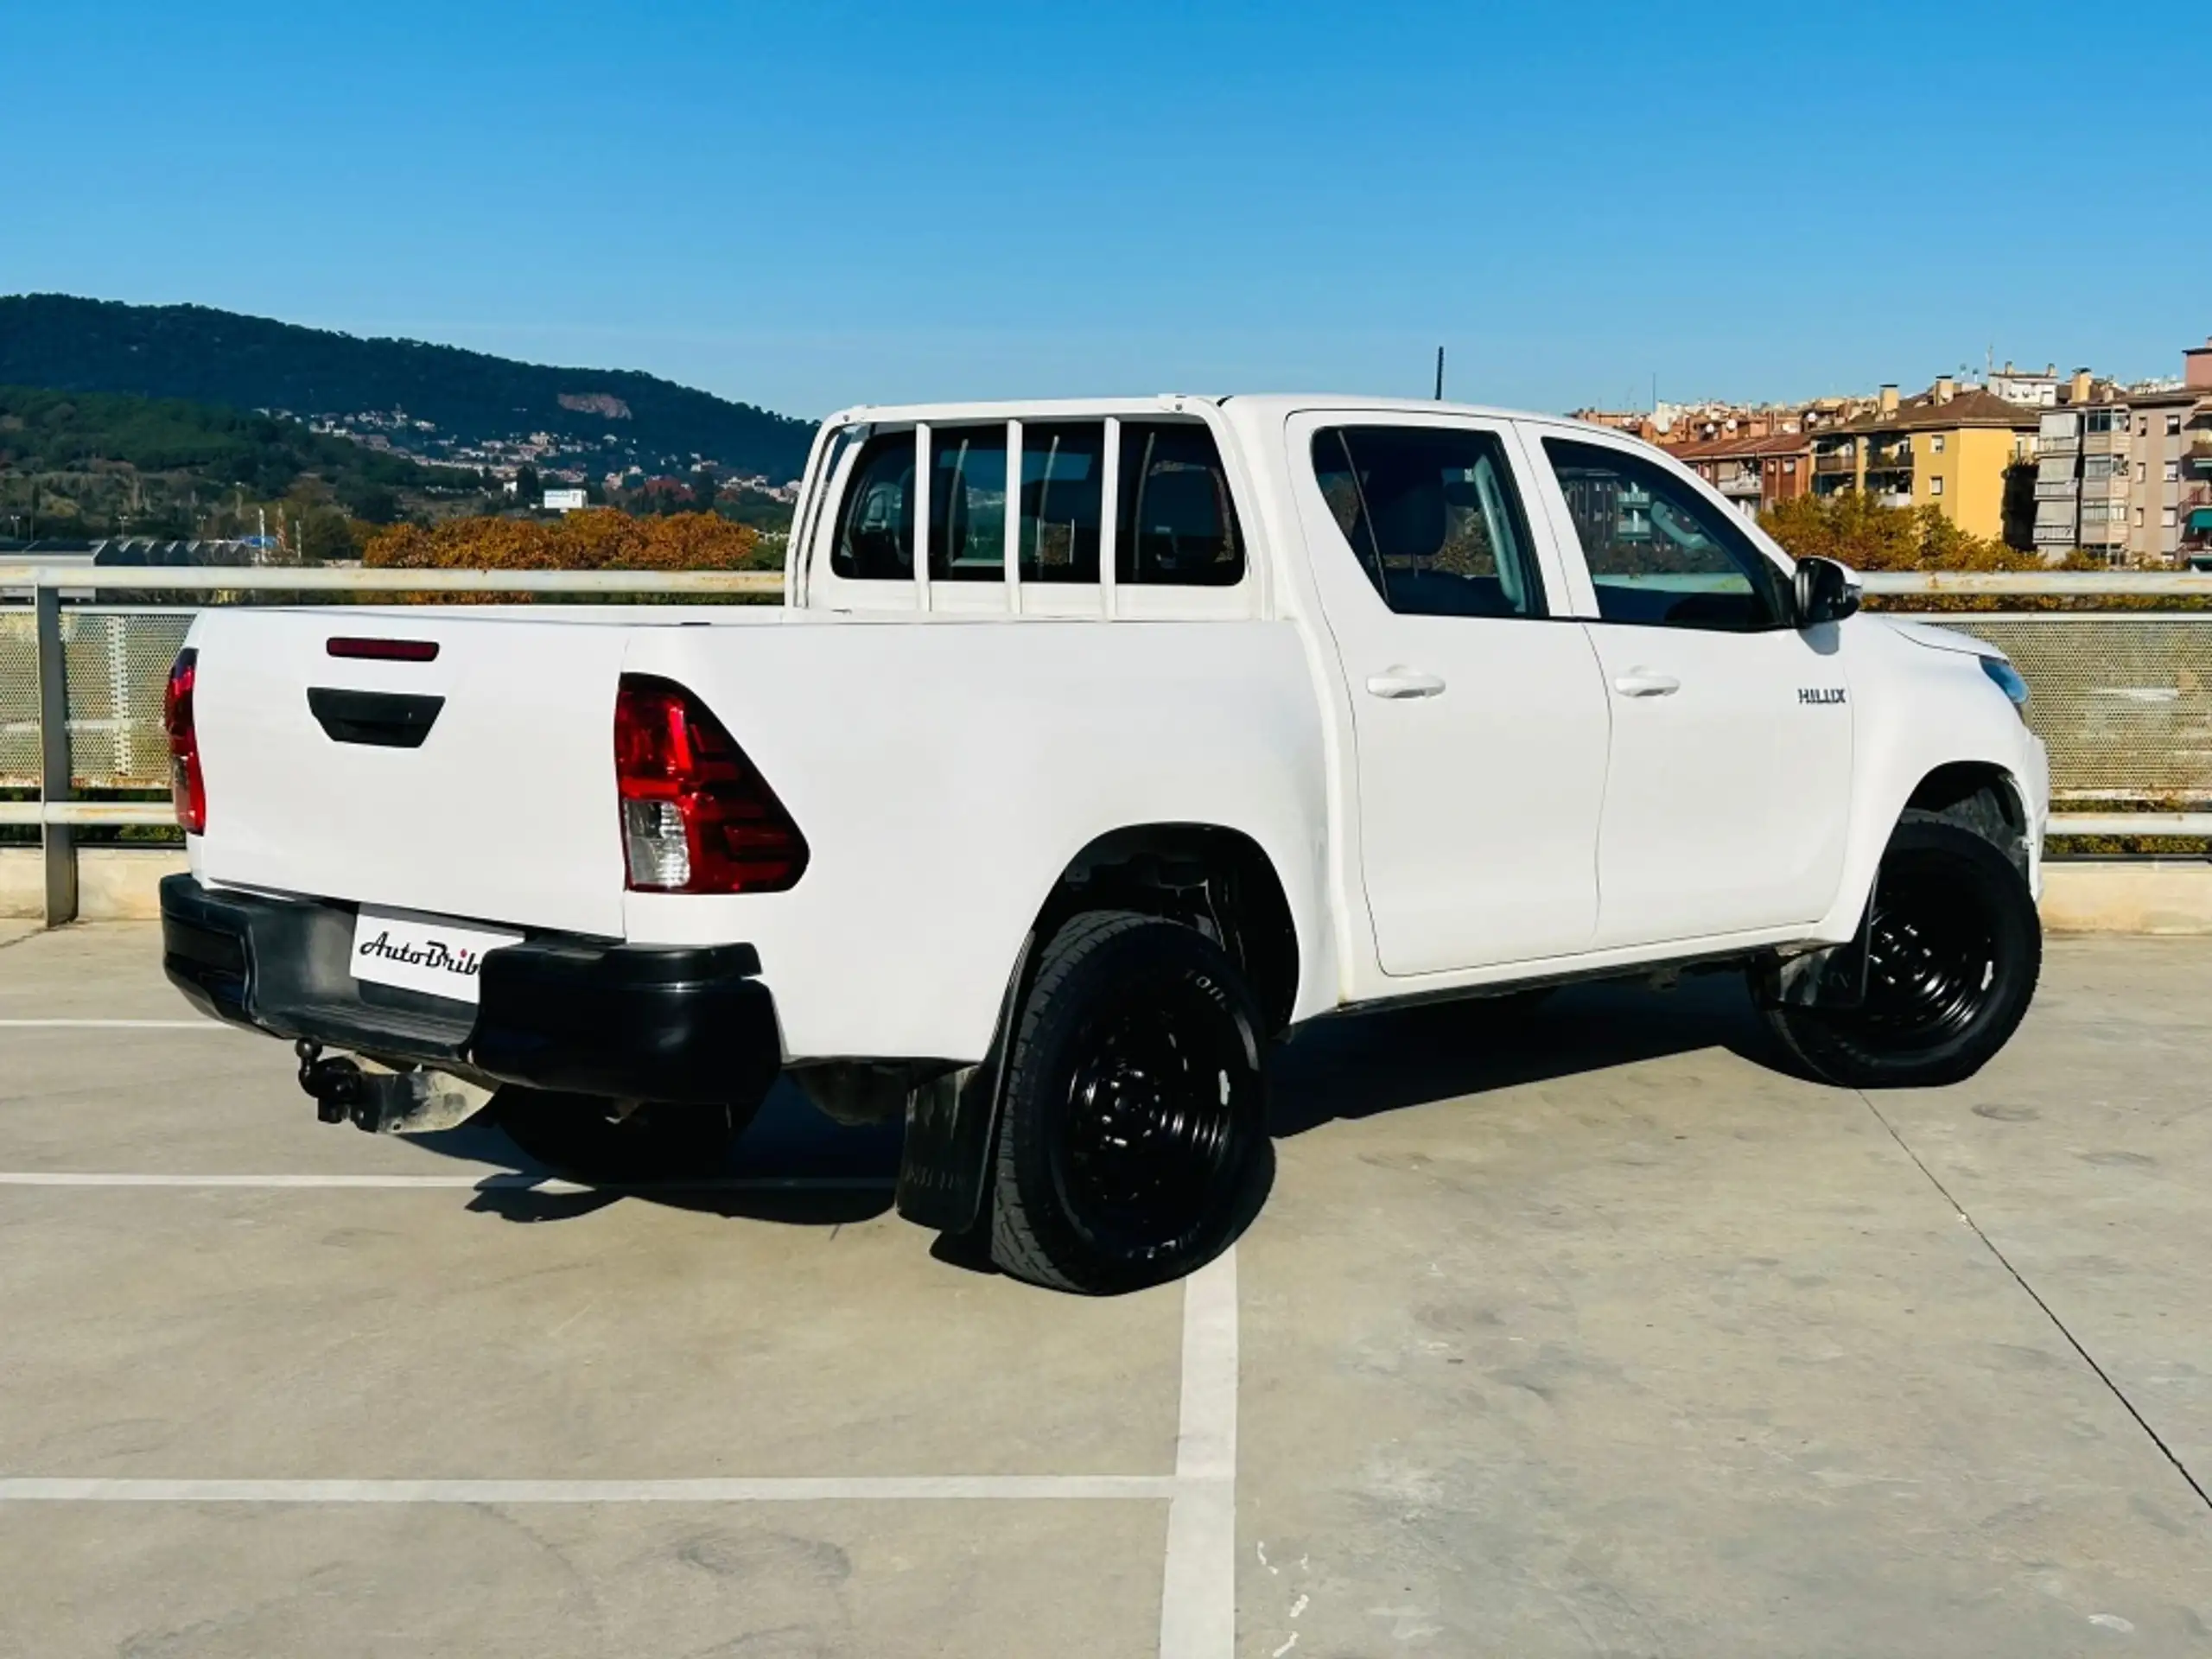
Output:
[34, 580, 76, 927]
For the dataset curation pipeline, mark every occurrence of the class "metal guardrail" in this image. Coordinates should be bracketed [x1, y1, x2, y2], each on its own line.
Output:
[0, 567, 785, 920]
[5, 566, 2212, 925]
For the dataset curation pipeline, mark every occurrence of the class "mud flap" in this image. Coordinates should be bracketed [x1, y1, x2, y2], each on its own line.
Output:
[894, 1062, 997, 1232]
[1764, 892, 1874, 1010]
[893, 930, 1036, 1234]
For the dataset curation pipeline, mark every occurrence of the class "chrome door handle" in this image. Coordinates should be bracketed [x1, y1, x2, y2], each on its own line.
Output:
[1612, 669, 1681, 698]
[1365, 670, 1446, 700]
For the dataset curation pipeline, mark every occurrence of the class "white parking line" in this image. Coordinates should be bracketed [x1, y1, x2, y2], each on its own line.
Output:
[1160, 1247, 1239, 1659]
[0, 1154, 1244, 1656]
[0, 1474, 1179, 1503]
[0, 1019, 234, 1030]
[0, 1171, 893, 1192]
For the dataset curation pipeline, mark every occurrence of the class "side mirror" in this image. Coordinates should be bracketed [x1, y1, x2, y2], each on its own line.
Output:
[1794, 556, 1861, 626]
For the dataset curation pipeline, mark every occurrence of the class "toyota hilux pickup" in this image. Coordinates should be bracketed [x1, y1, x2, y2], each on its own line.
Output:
[159, 396, 2049, 1293]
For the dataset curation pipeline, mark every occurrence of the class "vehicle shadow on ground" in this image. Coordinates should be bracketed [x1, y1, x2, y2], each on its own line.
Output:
[1268, 969, 1789, 1138]
[404, 1077, 904, 1227]
[401, 971, 1786, 1237]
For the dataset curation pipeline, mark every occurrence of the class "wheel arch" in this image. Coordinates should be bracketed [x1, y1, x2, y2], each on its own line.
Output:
[1820, 753, 2038, 943]
[1905, 760, 2031, 837]
[893, 820, 1300, 1241]
[1025, 822, 1301, 1035]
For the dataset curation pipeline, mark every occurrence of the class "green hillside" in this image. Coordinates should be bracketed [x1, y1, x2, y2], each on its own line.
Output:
[0, 383, 477, 539]
[0, 295, 816, 483]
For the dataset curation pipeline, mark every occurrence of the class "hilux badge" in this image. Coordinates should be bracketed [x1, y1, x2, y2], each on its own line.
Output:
[1799, 687, 1847, 705]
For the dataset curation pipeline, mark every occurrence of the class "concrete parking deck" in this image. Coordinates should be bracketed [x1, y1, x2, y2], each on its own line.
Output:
[2, 924, 2209, 1656]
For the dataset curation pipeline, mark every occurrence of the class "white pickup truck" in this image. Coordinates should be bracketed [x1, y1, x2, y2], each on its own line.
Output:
[160, 395, 2049, 1292]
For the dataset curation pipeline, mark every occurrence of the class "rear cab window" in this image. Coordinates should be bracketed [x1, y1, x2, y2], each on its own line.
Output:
[1310, 424, 1547, 619]
[807, 407, 1255, 618]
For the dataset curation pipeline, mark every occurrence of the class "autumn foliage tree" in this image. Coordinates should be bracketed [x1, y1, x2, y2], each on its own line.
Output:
[1757, 492, 2042, 573]
[364, 508, 766, 570]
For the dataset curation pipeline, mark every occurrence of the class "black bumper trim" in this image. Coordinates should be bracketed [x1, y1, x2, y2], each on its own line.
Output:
[161, 874, 780, 1106]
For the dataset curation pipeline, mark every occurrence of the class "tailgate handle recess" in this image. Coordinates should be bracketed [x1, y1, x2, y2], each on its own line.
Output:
[307, 687, 446, 749]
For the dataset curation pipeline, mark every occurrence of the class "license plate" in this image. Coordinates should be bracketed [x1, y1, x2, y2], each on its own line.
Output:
[351, 907, 523, 1005]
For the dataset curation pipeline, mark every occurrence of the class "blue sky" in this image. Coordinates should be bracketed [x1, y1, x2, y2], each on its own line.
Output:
[3, 2, 2206, 419]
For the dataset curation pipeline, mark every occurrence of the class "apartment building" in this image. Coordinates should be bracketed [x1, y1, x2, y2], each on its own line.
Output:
[2189, 342, 2212, 565]
[1987, 362, 2063, 408]
[2035, 344, 2212, 566]
[1808, 379, 2039, 543]
[1672, 430, 1815, 519]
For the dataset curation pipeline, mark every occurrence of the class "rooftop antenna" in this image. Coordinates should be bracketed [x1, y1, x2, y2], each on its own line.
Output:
[1433, 346, 1445, 402]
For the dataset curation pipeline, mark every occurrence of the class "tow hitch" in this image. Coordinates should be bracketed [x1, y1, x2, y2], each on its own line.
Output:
[295, 1039, 494, 1135]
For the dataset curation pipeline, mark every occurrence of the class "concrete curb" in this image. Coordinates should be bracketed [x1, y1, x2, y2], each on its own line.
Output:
[0, 849, 186, 923]
[2039, 861, 2212, 935]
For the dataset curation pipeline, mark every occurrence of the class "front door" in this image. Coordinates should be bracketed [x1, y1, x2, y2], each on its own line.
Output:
[1529, 432, 1855, 950]
[1293, 415, 1612, 976]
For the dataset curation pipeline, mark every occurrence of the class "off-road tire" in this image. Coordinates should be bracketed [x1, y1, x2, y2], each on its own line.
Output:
[495, 1089, 761, 1182]
[1763, 811, 2041, 1089]
[988, 911, 1269, 1294]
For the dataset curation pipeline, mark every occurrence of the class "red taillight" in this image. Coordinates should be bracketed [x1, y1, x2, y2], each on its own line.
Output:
[164, 647, 206, 835]
[613, 675, 808, 893]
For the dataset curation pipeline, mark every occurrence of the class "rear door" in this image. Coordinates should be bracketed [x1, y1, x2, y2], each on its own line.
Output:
[1290, 412, 1611, 976]
[1525, 429, 1854, 950]
[192, 608, 631, 937]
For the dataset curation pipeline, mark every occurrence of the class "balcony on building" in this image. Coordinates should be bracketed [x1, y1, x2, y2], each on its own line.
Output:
[1812, 442, 1857, 474]
[2081, 411, 2130, 456]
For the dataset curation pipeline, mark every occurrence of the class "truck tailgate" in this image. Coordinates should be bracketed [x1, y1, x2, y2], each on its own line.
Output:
[191, 608, 630, 937]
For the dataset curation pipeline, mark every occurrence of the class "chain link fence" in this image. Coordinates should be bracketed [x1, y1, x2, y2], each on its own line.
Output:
[1923, 616, 2212, 803]
[0, 607, 194, 791]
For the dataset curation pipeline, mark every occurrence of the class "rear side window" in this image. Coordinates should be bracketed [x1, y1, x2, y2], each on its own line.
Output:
[830, 432, 914, 580]
[1542, 437, 1789, 631]
[1117, 423, 1244, 587]
[1019, 423, 1104, 583]
[930, 425, 1008, 582]
[1311, 426, 1545, 618]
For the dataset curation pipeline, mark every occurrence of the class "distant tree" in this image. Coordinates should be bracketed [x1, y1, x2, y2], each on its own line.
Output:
[339, 480, 400, 524]
[300, 511, 364, 564]
[1758, 492, 2040, 572]
[693, 467, 721, 515]
[365, 507, 765, 571]
[2001, 462, 2037, 552]
[513, 464, 541, 505]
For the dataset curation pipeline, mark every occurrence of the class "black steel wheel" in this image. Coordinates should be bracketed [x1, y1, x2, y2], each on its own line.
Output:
[1764, 813, 2041, 1089]
[989, 911, 1269, 1294]
[494, 1088, 760, 1182]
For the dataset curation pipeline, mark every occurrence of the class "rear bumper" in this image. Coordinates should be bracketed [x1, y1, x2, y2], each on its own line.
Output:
[160, 874, 782, 1105]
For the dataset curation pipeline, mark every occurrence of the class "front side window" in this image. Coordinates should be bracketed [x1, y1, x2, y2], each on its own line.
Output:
[929, 426, 1007, 582]
[1019, 423, 1104, 583]
[830, 431, 915, 581]
[1543, 437, 1789, 631]
[1311, 425, 1545, 618]
[1117, 423, 1243, 586]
